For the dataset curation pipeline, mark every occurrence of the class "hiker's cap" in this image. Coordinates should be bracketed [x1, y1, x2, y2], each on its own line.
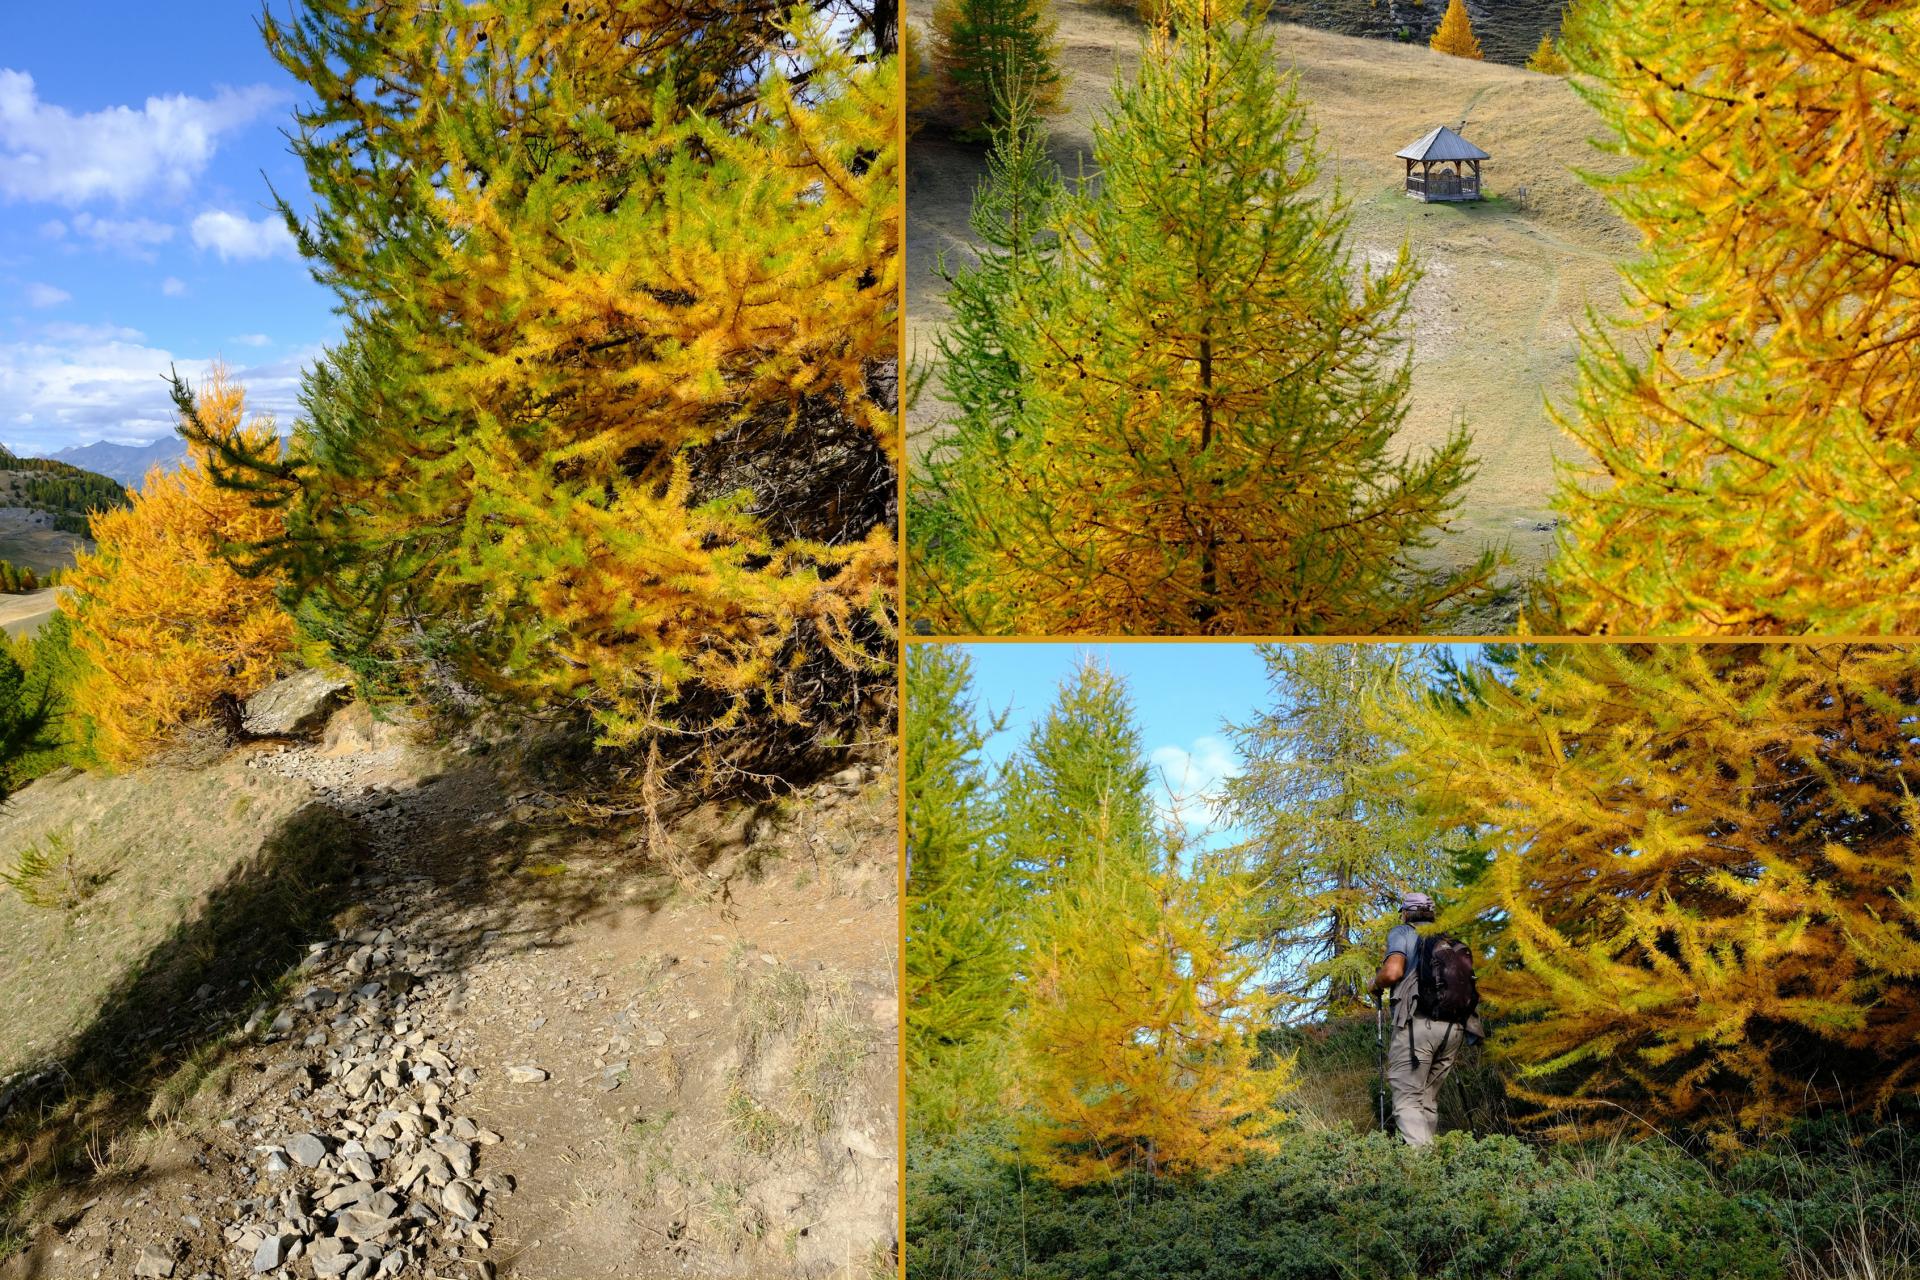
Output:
[1401, 891, 1435, 913]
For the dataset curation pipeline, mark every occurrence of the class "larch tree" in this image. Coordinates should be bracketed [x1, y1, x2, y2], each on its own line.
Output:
[918, 0, 1493, 635]
[1429, 0, 1484, 59]
[1219, 644, 1456, 1016]
[1543, 0, 1920, 633]
[929, 0, 1063, 138]
[908, 82, 1062, 610]
[65, 370, 296, 767]
[1002, 655, 1157, 916]
[199, 0, 898, 760]
[905, 645, 1018, 1137]
[1524, 31, 1568, 74]
[1015, 814, 1293, 1185]
[1380, 643, 1920, 1140]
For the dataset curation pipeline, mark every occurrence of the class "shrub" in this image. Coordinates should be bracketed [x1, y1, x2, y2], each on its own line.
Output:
[909, 1124, 1801, 1279]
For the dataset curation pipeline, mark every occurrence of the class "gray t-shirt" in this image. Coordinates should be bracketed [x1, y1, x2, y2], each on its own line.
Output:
[1385, 923, 1423, 1026]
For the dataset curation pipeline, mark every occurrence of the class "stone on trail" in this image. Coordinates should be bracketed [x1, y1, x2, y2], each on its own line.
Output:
[284, 1133, 329, 1167]
[336, 1207, 400, 1242]
[241, 668, 352, 738]
[133, 1241, 177, 1277]
[309, 1237, 355, 1277]
[251, 1233, 291, 1273]
[505, 1065, 548, 1085]
[320, 1181, 376, 1212]
[441, 1182, 481, 1222]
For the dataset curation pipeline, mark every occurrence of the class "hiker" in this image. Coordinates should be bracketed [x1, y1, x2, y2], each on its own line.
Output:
[1368, 891, 1481, 1146]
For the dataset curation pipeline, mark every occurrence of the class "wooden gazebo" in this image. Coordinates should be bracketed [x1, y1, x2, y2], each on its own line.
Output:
[1396, 125, 1488, 202]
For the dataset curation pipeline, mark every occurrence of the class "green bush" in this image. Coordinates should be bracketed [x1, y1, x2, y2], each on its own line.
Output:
[907, 1121, 1920, 1280]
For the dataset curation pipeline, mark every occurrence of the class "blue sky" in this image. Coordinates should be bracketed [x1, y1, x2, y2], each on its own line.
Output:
[0, 3, 337, 454]
[950, 640, 1486, 849]
[963, 641, 1270, 843]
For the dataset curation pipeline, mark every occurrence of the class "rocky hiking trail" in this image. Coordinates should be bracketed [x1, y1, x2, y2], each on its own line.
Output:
[0, 681, 898, 1280]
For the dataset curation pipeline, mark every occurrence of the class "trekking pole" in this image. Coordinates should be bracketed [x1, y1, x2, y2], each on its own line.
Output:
[1376, 993, 1390, 1133]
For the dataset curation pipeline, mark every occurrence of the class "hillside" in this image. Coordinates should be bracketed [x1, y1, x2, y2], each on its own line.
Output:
[0, 447, 128, 582]
[0, 682, 898, 1279]
[40, 438, 187, 488]
[906, 7, 1638, 624]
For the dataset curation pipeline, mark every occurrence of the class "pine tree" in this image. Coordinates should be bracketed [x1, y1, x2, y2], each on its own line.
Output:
[1382, 643, 1920, 1139]
[1429, 0, 1484, 59]
[1002, 655, 1156, 913]
[908, 83, 1062, 605]
[1015, 815, 1292, 1184]
[929, 0, 1063, 138]
[917, 0, 1493, 635]
[199, 0, 898, 750]
[1542, 0, 1920, 633]
[1524, 30, 1568, 74]
[1219, 644, 1455, 1016]
[65, 369, 296, 767]
[905, 645, 1018, 1137]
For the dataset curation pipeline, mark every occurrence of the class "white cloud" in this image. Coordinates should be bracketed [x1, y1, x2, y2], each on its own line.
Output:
[160, 276, 188, 297]
[65, 211, 175, 259]
[1149, 735, 1242, 832]
[232, 333, 271, 348]
[24, 282, 69, 308]
[0, 70, 282, 207]
[39, 218, 64, 238]
[0, 331, 313, 454]
[41, 322, 144, 344]
[191, 209, 294, 261]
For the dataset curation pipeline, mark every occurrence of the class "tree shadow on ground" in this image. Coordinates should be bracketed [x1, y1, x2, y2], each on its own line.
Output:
[0, 726, 875, 1275]
[0, 800, 367, 1271]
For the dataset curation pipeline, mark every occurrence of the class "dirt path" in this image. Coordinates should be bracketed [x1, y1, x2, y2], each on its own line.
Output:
[0, 706, 897, 1280]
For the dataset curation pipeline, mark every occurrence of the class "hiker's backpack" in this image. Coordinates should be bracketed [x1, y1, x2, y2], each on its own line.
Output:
[1414, 932, 1479, 1024]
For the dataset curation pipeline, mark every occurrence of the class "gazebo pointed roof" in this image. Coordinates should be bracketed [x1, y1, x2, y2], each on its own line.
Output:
[1394, 125, 1489, 162]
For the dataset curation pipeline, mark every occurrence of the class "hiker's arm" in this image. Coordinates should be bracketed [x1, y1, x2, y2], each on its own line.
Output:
[1369, 953, 1406, 997]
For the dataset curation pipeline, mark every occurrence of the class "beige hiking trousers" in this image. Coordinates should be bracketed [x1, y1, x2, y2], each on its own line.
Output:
[1386, 1014, 1463, 1145]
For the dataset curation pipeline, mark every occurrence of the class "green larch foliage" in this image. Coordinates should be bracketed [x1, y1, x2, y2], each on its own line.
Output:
[1219, 644, 1457, 1016]
[1002, 655, 1156, 916]
[905, 645, 1018, 1138]
[909, 83, 1063, 602]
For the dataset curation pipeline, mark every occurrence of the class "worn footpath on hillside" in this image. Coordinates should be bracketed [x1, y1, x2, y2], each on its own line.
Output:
[0, 688, 897, 1280]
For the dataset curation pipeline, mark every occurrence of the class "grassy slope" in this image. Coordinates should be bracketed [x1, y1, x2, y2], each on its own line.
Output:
[906, 5, 1637, 619]
[0, 759, 350, 1082]
[0, 464, 124, 578]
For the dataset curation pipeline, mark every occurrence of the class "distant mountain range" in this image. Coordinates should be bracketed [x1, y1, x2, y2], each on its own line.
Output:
[36, 438, 188, 487]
